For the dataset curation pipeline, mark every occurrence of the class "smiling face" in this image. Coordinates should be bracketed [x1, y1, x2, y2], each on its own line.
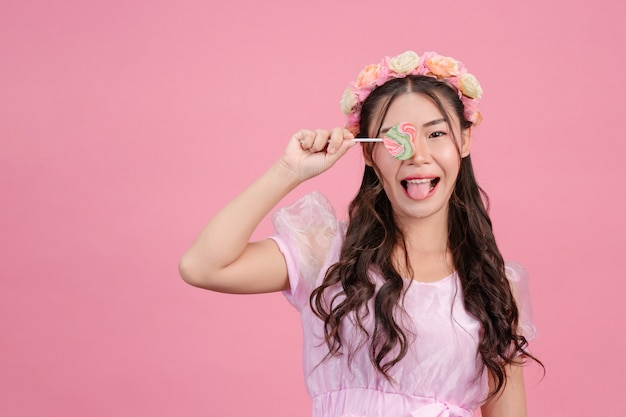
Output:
[366, 92, 471, 227]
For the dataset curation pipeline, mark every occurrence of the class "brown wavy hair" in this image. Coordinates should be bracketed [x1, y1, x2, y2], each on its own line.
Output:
[310, 75, 541, 399]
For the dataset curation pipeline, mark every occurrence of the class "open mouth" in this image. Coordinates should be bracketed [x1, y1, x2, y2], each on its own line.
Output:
[401, 177, 440, 190]
[401, 177, 440, 199]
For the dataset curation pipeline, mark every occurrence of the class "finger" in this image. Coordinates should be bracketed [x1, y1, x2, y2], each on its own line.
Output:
[294, 129, 316, 150]
[325, 136, 358, 165]
[310, 129, 330, 152]
[327, 127, 345, 155]
[343, 128, 355, 140]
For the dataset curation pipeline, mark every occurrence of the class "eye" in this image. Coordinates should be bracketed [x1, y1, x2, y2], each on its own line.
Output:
[429, 131, 447, 140]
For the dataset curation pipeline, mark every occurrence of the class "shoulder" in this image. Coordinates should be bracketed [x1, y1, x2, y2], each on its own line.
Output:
[271, 192, 346, 308]
[504, 261, 528, 283]
[272, 192, 345, 254]
[504, 260, 537, 341]
[272, 191, 340, 233]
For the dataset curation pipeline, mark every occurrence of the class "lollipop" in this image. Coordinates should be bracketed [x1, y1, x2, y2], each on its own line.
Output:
[354, 122, 416, 160]
[382, 122, 416, 160]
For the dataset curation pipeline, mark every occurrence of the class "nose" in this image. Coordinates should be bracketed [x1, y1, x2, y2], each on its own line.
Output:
[408, 135, 432, 165]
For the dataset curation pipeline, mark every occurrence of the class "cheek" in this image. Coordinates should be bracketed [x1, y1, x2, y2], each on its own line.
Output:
[370, 147, 391, 182]
[372, 145, 397, 172]
[432, 143, 462, 170]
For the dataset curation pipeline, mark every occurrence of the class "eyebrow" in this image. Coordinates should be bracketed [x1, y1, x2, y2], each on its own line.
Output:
[379, 118, 447, 135]
[423, 118, 447, 128]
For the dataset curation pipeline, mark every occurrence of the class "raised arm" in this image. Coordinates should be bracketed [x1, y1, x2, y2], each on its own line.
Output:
[178, 128, 355, 294]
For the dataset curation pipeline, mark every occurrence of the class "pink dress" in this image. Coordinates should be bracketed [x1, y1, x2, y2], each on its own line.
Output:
[270, 192, 537, 417]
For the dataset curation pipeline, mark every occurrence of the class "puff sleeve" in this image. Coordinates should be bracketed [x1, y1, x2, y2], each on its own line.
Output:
[505, 261, 538, 341]
[269, 192, 344, 311]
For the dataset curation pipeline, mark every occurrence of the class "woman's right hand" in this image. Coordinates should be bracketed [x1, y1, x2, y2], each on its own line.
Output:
[279, 127, 356, 182]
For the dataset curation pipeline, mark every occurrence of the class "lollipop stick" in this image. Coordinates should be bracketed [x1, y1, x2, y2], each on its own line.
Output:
[300, 138, 383, 144]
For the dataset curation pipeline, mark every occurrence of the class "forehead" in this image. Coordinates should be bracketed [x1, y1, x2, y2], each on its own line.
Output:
[380, 92, 451, 129]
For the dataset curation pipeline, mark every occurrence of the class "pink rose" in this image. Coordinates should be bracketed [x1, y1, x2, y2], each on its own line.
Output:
[461, 98, 482, 125]
[346, 112, 360, 135]
[444, 76, 461, 91]
[413, 64, 430, 76]
[354, 87, 371, 103]
[418, 51, 437, 75]
[376, 57, 393, 85]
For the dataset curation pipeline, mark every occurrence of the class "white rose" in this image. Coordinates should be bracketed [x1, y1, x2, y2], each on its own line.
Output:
[460, 73, 483, 99]
[340, 87, 358, 114]
[388, 51, 420, 74]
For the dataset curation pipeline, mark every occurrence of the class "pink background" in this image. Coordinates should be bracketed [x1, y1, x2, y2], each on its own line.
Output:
[2, 0, 625, 416]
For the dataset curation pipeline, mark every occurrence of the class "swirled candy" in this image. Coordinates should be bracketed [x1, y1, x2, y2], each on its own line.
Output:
[382, 122, 416, 160]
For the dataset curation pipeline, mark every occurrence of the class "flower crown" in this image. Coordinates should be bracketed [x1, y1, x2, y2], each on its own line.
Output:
[340, 51, 483, 135]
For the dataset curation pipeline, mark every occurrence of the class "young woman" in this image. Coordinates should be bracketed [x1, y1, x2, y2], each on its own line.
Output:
[179, 50, 539, 417]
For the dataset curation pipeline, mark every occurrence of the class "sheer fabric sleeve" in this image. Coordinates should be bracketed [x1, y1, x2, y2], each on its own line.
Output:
[269, 192, 342, 311]
[505, 261, 538, 342]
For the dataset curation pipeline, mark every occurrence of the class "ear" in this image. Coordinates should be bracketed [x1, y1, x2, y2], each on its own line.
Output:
[362, 143, 375, 166]
[460, 127, 473, 158]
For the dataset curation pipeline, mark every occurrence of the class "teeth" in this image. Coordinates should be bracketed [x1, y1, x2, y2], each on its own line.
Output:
[401, 178, 439, 191]
[406, 179, 432, 184]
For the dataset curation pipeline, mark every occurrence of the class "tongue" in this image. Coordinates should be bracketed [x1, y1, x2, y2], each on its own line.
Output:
[406, 181, 431, 200]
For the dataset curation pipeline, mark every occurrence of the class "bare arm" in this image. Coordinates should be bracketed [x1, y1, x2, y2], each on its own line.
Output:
[178, 128, 355, 294]
[481, 362, 528, 417]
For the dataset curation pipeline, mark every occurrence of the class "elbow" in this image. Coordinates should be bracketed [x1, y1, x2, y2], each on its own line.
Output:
[178, 249, 244, 293]
[178, 253, 211, 289]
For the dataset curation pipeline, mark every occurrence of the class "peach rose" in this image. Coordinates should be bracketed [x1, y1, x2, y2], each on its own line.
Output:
[426, 55, 460, 78]
[469, 111, 483, 126]
[388, 51, 420, 74]
[459, 73, 483, 99]
[340, 87, 358, 115]
[356, 64, 381, 89]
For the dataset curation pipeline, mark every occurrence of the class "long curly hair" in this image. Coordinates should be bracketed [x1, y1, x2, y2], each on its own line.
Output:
[310, 75, 541, 399]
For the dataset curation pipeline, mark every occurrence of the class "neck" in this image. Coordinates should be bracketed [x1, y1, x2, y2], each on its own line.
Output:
[397, 206, 449, 255]
[394, 206, 455, 281]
